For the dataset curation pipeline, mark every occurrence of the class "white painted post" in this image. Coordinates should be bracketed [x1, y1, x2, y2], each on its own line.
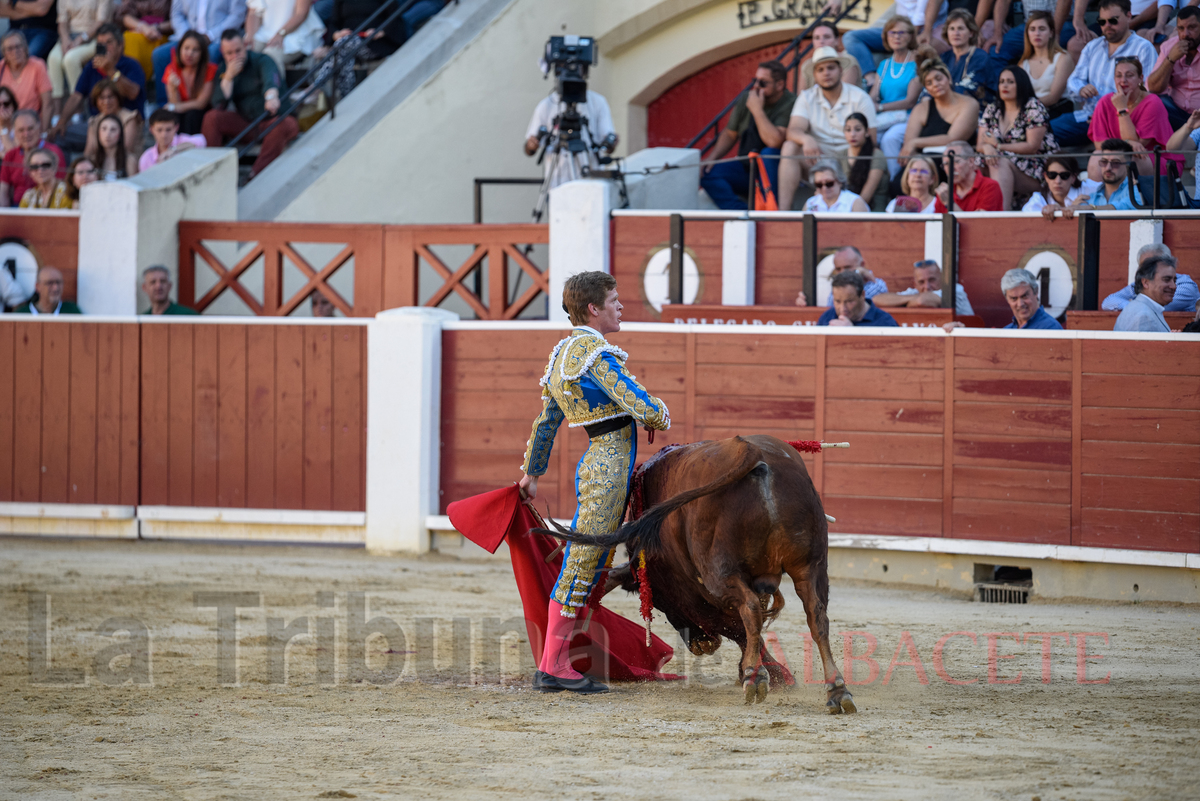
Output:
[366, 307, 458, 554]
[1127, 218, 1163, 286]
[721, 219, 756, 305]
[924, 220, 944, 265]
[548, 180, 614, 323]
[77, 183, 140, 316]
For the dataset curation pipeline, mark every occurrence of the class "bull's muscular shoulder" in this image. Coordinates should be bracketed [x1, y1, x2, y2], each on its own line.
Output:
[555, 333, 629, 383]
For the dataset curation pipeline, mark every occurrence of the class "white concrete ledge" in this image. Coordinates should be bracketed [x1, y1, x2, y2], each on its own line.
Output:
[136, 506, 365, 526]
[0, 502, 135, 519]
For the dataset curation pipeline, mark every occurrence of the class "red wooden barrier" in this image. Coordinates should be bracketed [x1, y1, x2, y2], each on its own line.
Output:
[0, 212, 80, 302]
[664, 304, 954, 327]
[439, 327, 1200, 554]
[1065, 311, 1196, 330]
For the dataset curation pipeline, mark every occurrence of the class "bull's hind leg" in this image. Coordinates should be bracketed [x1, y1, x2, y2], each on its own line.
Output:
[790, 569, 857, 714]
[727, 578, 770, 704]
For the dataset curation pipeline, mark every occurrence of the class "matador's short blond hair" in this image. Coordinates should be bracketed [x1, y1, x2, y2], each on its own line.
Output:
[562, 271, 617, 326]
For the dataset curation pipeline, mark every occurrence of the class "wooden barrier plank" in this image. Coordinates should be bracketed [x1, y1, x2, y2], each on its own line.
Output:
[943, 338, 953, 537]
[274, 326, 305, 509]
[167, 325, 194, 506]
[754, 220, 803, 306]
[824, 399, 943, 433]
[954, 402, 1072, 439]
[1082, 339, 1200, 376]
[217, 326, 247, 508]
[1080, 508, 1200, 553]
[1162, 219, 1200, 272]
[245, 326, 276, 508]
[607, 331, 689, 363]
[954, 466, 1071, 505]
[351, 225, 385, 317]
[826, 367, 943, 401]
[953, 337, 1073, 372]
[95, 325, 121, 503]
[954, 435, 1072, 469]
[669, 305, 952, 328]
[696, 334, 817, 366]
[331, 327, 364, 511]
[695, 394, 815, 426]
[824, 464, 942, 500]
[1066, 311, 1194, 331]
[68, 323, 97, 503]
[826, 336, 943, 368]
[0, 321, 13, 501]
[39, 323, 71, 503]
[953, 369, 1072, 404]
[192, 324, 219, 508]
[1097, 221, 1131, 304]
[1082, 474, 1200, 516]
[119, 325, 139, 505]
[443, 329, 565, 363]
[952, 498, 1070, 544]
[1071, 338, 1083, 545]
[1083, 373, 1200, 410]
[822, 431, 944, 466]
[694, 424, 817, 444]
[611, 217, 724, 322]
[693, 363, 817, 398]
[304, 326, 334, 511]
[12, 323, 42, 502]
[822, 496, 942, 536]
[1081, 407, 1200, 445]
[1082, 441, 1200, 480]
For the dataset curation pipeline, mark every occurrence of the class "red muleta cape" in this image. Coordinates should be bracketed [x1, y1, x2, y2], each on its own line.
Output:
[447, 485, 680, 682]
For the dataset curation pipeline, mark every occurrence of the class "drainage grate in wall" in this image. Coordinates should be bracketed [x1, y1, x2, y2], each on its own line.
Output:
[974, 581, 1032, 604]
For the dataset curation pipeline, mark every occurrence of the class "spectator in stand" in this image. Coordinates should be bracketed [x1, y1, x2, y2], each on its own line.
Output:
[1000, 268, 1064, 329]
[0, 87, 19, 151]
[1053, 138, 1144, 211]
[18, 146, 70, 206]
[203, 29, 298, 177]
[0, 109, 65, 206]
[1020, 11, 1074, 119]
[777, 46, 875, 210]
[151, 0, 243, 105]
[886, 153, 940, 211]
[1051, 0, 1157, 147]
[938, 9, 997, 105]
[797, 21, 862, 91]
[53, 24, 147, 147]
[46, 0, 112, 120]
[85, 79, 141, 153]
[889, 49, 979, 179]
[978, 65, 1058, 210]
[984, 0, 1072, 75]
[818, 270, 900, 327]
[869, 15, 922, 140]
[1089, 57, 1181, 179]
[64, 154, 98, 206]
[1148, 6, 1200, 130]
[1127, 0, 1177, 44]
[245, 0, 325, 74]
[1166, 108, 1200, 196]
[117, 0, 171, 82]
[87, 113, 137, 177]
[13, 267, 82, 314]
[312, 0, 410, 95]
[700, 60, 794, 211]
[804, 159, 870, 212]
[311, 292, 335, 316]
[795, 245, 888, 307]
[162, 30, 216, 134]
[0, 0, 59, 60]
[875, 259, 975, 314]
[837, 0, 945, 91]
[842, 112, 888, 210]
[0, 30, 53, 129]
[138, 107, 204, 171]
[1103, 243, 1200, 311]
[141, 265, 197, 314]
[934, 140, 1004, 211]
[1024, 152, 1090, 213]
[1115, 254, 1177, 331]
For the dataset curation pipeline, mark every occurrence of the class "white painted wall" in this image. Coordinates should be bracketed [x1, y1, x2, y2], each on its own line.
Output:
[547, 180, 614, 323]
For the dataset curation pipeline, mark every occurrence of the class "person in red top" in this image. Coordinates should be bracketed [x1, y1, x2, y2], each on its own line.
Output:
[162, 30, 217, 135]
[0, 108, 65, 206]
[933, 140, 1005, 211]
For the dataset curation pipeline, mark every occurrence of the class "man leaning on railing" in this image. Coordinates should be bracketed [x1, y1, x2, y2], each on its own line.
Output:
[201, 28, 298, 177]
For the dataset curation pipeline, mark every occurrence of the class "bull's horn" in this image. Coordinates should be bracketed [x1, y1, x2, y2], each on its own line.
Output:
[825, 514, 836, 523]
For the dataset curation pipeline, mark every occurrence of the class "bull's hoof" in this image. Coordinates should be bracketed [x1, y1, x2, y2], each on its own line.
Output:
[742, 666, 770, 704]
[825, 677, 857, 715]
[755, 666, 769, 703]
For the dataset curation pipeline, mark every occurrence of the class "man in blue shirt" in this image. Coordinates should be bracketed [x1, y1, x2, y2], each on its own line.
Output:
[1102, 243, 1199, 313]
[51, 23, 147, 141]
[1077, 139, 1143, 211]
[818, 271, 899, 327]
[1000, 269, 1064, 330]
[1115, 255, 1177, 332]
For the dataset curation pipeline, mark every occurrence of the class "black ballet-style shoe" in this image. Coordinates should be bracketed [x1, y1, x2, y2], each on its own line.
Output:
[532, 670, 564, 692]
[535, 672, 610, 694]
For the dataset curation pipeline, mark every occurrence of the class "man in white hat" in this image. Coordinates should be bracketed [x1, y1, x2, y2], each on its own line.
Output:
[778, 46, 877, 210]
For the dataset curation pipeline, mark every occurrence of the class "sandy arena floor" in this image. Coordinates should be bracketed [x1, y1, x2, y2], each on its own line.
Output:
[1, 536, 1198, 800]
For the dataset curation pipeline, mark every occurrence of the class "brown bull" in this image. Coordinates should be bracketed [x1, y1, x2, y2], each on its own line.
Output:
[548, 435, 856, 714]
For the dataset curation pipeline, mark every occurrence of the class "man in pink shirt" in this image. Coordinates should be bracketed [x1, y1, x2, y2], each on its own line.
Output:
[138, 108, 206, 172]
[1147, 5, 1200, 130]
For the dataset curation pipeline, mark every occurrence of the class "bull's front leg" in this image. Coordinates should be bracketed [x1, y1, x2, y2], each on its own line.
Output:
[793, 576, 857, 715]
[728, 578, 770, 704]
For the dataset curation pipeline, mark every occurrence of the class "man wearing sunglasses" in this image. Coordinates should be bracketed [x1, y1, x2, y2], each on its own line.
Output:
[701, 60, 795, 210]
[1050, 0, 1156, 147]
[1062, 138, 1144, 211]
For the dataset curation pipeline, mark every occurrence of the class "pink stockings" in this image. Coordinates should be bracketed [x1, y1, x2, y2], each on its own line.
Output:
[538, 600, 583, 679]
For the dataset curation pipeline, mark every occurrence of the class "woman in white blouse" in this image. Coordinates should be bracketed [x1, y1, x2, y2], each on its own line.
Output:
[1019, 11, 1073, 114]
[1023, 153, 1089, 215]
[804, 160, 870, 212]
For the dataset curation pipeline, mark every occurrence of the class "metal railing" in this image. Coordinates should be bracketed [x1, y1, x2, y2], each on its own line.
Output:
[227, 0, 434, 157]
[685, 0, 870, 155]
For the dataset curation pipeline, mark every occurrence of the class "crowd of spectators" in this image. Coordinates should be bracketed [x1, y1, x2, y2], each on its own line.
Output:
[0, 0, 446, 203]
[703, 1, 1200, 214]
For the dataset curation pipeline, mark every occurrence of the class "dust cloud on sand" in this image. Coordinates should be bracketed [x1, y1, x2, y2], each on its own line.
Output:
[2, 537, 1198, 800]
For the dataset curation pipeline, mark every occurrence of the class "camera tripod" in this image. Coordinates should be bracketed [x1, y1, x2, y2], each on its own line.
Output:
[530, 105, 598, 223]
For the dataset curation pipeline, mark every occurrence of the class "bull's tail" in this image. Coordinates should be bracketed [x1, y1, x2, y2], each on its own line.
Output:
[535, 437, 764, 553]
